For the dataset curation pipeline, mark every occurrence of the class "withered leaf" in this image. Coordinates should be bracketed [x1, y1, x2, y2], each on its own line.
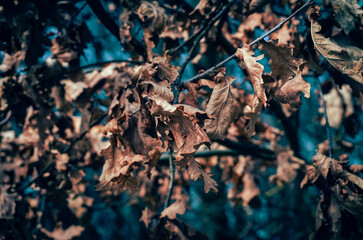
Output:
[137, 114, 163, 177]
[204, 73, 241, 140]
[311, 19, 363, 84]
[139, 207, 154, 228]
[269, 151, 300, 186]
[160, 200, 186, 219]
[41, 224, 84, 240]
[236, 45, 267, 106]
[188, 158, 218, 193]
[149, 97, 211, 165]
[140, 80, 174, 102]
[61, 80, 87, 103]
[96, 138, 144, 194]
[259, 40, 304, 83]
[312, 153, 343, 179]
[259, 40, 310, 108]
[273, 71, 311, 108]
[238, 172, 260, 206]
[243, 95, 263, 137]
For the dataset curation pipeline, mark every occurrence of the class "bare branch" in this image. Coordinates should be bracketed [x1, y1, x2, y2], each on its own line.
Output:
[184, 0, 314, 84]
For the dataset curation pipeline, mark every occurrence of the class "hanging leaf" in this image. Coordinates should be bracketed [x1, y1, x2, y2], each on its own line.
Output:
[259, 40, 304, 83]
[188, 158, 218, 193]
[204, 73, 241, 140]
[160, 200, 187, 219]
[236, 45, 267, 106]
[259, 40, 310, 108]
[273, 71, 311, 108]
[311, 19, 363, 84]
[96, 137, 144, 194]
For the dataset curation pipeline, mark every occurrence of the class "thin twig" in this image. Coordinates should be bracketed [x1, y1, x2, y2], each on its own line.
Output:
[164, 148, 175, 209]
[66, 2, 88, 28]
[172, 2, 232, 103]
[168, 4, 224, 56]
[85, 0, 120, 41]
[184, 0, 313, 84]
[315, 79, 333, 158]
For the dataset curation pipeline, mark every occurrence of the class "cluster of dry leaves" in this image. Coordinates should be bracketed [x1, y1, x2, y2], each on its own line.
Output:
[0, 0, 362, 239]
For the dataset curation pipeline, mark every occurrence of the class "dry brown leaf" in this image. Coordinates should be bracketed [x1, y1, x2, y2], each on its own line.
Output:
[139, 207, 154, 228]
[190, 0, 211, 15]
[259, 40, 304, 83]
[188, 158, 218, 193]
[137, 114, 163, 177]
[312, 153, 344, 179]
[321, 87, 344, 129]
[160, 200, 186, 219]
[140, 79, 174, 102]
[259, 40, 310, 108]
[300, 165, 319, 188]
[41, 223, 84, 240]
[269, 151, 301, 186]
[180, 82, 199, 108]
[96, 138, 144, 194]
[236, 45, 267, 106]
[204, 73, 241, 140]
[273, 71, 311, 108]
[231, 13, 263, 45]
[238, 172, 260, 206]
[54, 152, 69, 172]
[243, 95, 263, 137]
[331, 0, 363, 35]
[61, 80, 87, 103]
[311, 18, 363, 84]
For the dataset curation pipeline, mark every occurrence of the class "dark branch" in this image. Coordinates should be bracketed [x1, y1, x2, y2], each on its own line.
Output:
[86, 0, 120, 41]
[184, 0, 314, 83]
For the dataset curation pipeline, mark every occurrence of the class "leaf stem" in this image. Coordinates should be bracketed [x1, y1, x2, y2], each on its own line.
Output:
[184, 0, 314, 84]
[164, 148, 175, 210]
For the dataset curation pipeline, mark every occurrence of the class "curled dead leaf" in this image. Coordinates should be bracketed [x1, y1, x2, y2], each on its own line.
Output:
[236, 45, 267, 106]
[311, 18, 363, 84]
[204, 73, 241, 140]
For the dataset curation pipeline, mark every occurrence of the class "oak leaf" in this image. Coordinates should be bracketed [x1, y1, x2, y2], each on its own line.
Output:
[259, 40, 304, 83]
[61, 80, 87, 103]
[236, 45, 267, 106]
[160, 200, 186, 219]
[269, 151, 301, 186]
[96, 138, 144, 194]
[188, 158, 218, 193]
[259, 40, 310, 108]
[273, 71, 311, 108]
[204, 73, 241, 140]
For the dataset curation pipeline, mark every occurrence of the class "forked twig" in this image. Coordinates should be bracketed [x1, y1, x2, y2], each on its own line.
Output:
[184, 0, 313, 84]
